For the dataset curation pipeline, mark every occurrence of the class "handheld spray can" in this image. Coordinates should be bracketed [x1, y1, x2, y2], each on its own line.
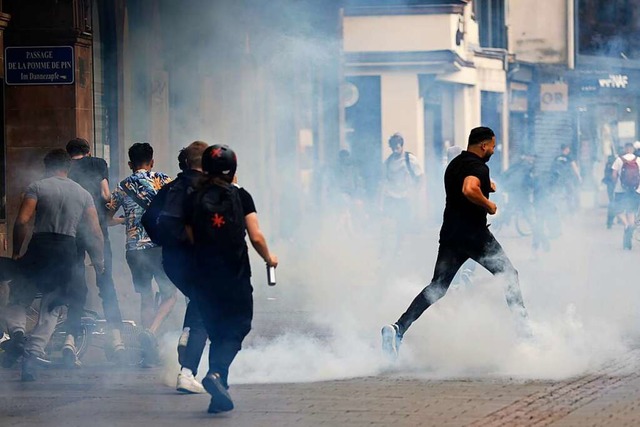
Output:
[267, 264, 276, 286]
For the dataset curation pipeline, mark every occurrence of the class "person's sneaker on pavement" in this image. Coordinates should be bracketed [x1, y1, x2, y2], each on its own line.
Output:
[109, 329, 127, 365]
[62, 334, 81, 368]
[176, 367, 206, 394]
[381, 323, 402, 360]
[203, 372, 234, 413]
[177, 327, 189, 367]
[0, 332, 9, 348]
[20, 352, 51, 382]
[515, 317, 535, 342]
[2, 330, 26, 368]
[139, 329, 160, 367]
[21, 353, 38, 382]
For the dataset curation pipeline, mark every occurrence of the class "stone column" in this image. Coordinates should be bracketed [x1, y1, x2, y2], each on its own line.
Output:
[4, 1, 93, 254]
[0, 10, 11, 258]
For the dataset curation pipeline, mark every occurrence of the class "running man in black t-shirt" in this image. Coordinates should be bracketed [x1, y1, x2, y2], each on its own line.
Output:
[381, 127, 531, 359]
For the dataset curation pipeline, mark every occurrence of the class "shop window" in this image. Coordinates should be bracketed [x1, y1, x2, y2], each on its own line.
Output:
[578, 0, 640, 59]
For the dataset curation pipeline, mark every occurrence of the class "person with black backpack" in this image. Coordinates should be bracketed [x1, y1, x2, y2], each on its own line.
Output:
[611, 142, 640, 249]
[106, 142, 177, 366]
[141, 141, 209, 394]
[64, 138, 126, 366]
[185, 144, 278, 413]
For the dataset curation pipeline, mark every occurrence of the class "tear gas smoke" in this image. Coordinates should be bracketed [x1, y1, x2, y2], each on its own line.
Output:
[93, 0, 640, 387]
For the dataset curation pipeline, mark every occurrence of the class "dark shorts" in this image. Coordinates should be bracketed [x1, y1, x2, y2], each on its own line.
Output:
[614, 191, 640, 214]
[10, 233, 76, 305]
[126, 246, 176, 300]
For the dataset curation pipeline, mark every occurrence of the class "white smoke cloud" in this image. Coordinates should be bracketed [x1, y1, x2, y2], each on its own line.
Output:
[106, 0, 639, 388]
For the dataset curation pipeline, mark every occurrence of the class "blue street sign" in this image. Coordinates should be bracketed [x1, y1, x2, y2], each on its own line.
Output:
[5, 46, 74, 85]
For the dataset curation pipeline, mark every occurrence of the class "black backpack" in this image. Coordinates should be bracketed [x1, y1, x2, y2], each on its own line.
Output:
[141, 182, 173, 246]
[191, 182, 246, 259]
[140, 179, 184, 246]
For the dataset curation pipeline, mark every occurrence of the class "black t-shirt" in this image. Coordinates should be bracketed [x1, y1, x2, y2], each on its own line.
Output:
[440, 151, 492, 242]
[68, 156, 109, 225]
[238, 187, 257, 216]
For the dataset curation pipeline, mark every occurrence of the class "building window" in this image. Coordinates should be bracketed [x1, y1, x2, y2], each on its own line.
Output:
[476, 0, 506, 49]
[578, 0, 640, 59]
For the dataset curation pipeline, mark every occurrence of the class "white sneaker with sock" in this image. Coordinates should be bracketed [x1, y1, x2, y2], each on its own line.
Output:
[176, 368, 206, 394]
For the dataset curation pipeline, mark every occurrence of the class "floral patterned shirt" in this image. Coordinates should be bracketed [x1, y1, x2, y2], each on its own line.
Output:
[107, 169, 172, 251]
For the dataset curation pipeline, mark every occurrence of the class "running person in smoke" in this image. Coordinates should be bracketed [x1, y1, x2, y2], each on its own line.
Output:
[381, 127, 532, 359]
[185, 144, 278, 413]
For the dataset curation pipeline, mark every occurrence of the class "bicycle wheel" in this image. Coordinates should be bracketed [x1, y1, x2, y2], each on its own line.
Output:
[75, 318, 94, 360]
[102, 320, 144, 365]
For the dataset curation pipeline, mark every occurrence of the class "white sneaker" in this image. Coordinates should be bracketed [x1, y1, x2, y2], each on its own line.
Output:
[176, 368, 206, 394]
[381, 324, 402, 360]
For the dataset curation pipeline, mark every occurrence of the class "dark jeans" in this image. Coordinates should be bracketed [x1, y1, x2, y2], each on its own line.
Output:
[396, 228, 527, 335]
[0, 257, 19, 282]
[181, 300, 208, 375]
[193, 258, 253, 388]
[67, 227, 122, 337]
[163, 245, 208, 376]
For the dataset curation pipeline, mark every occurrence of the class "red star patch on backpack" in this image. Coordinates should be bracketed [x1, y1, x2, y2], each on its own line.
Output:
[211, 213, 225, 228]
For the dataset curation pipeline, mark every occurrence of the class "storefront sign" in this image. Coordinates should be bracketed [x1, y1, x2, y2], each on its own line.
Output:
[575, 72, 638, 94]
[598, 74, 629, 89]
[5, 46, 74, 85]
[540, 83, 568, 111]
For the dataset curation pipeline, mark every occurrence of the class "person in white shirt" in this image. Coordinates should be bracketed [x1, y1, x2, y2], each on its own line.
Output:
[611, 142, 640, 249]
[381, 133, 423, 253]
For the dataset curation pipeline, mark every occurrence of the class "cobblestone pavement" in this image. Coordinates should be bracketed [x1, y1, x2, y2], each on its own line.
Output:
[1, 349, 640, 427]
[3, 208, 640, 426]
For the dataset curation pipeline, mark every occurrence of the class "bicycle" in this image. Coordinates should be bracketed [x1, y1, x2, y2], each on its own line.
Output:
[1, 293, 143, 366]
[490, 193, 534, 237]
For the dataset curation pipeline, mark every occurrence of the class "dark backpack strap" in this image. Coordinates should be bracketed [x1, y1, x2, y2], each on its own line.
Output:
[120, 180, 150, 210]
[405, 152, 417, 180]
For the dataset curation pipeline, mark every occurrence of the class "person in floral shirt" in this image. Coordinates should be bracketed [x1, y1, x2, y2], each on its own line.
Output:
[107, 142, 176, 366]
